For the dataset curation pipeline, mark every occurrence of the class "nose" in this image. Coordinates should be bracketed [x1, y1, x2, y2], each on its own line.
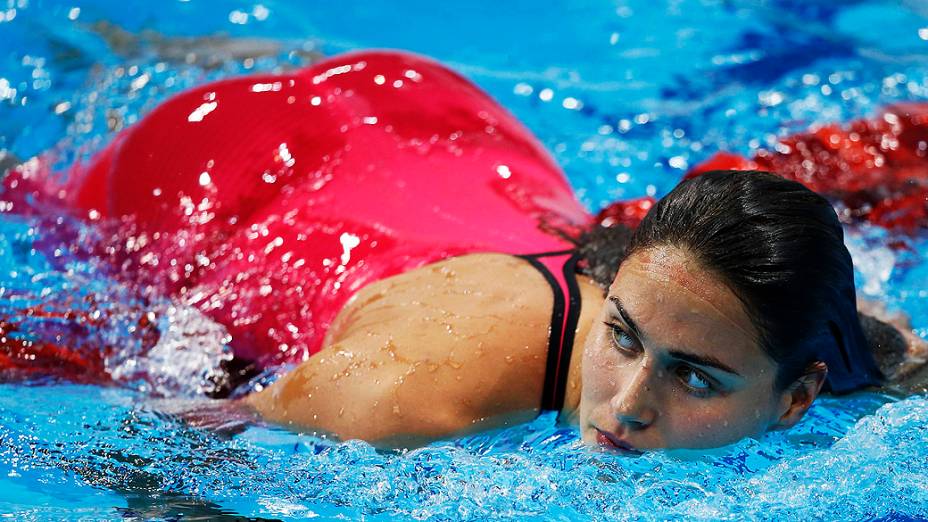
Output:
[610, 358, 657, 430]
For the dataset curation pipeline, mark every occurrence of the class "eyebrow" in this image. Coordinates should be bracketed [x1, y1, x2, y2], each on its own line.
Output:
[666, 350, 742, 377]
[609, 295, 642, 339]
[607, 296, 743, 377]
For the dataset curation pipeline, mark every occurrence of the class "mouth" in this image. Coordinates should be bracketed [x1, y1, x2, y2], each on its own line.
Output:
[594, 428, 642, 455]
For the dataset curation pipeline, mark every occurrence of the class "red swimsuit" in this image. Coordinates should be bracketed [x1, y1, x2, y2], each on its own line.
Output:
[6, 51, 592, 409]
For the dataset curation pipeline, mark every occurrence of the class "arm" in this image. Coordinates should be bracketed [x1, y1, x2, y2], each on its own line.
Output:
[857, 299, 928, 386]
[244, 333, 542, 448]
[88, 20, 321, 69]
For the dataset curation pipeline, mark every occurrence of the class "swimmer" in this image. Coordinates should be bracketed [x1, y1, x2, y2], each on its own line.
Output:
[2, 51, 926, 451]
[244, 170, 926, 450]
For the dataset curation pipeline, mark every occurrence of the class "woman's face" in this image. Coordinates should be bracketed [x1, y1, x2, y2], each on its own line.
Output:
[579, 245, 794, 452]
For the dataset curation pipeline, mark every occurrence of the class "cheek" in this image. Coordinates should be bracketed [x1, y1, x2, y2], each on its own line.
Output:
[581, 329, 622, 400]
[660, 395, 774, 447]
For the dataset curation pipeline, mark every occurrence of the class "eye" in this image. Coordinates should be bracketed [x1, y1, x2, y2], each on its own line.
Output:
[675, 365, 715, 396]
[606, 322, 637, 352]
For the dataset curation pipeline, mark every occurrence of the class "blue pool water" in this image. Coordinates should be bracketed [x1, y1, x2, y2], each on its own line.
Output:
[1, 0, 928, 519]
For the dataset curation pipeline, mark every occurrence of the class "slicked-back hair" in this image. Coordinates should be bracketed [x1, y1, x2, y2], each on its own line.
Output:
[600, 170, 881, 391]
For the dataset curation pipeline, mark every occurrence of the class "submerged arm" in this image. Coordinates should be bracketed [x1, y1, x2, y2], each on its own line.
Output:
[857, 299, 928, 390]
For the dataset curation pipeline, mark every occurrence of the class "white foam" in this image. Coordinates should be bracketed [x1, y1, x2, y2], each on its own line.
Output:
[107, 302, 232, 397]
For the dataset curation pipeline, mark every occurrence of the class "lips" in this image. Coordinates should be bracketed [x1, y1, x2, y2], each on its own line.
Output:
[595, 428, 641, 455]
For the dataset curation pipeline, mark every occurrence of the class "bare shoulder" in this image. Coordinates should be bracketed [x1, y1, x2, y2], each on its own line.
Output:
[360, 253, 545, 304]
[323, 253, 554, 346]
[246, 253, 557, 447]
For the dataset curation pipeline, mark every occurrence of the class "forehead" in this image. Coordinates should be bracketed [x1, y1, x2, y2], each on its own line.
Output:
[610, 246, 770, 374]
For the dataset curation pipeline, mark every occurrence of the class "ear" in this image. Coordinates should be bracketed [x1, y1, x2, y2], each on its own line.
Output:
[773, 361, 828, 430]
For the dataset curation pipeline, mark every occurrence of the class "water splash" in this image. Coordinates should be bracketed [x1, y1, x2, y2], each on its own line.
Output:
[0, 384, 922, 520]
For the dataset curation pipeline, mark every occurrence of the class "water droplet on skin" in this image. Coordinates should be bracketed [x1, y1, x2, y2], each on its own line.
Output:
[504, 355, 514, 363]
[393, 405, 401, 415]
[381, 340, 399, 360]
[338, 407, 345, 417]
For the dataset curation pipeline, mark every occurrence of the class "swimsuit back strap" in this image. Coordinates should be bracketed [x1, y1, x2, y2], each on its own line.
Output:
[516, 250, 583, 413]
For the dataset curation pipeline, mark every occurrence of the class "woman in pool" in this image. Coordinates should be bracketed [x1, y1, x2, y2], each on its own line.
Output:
[2, 51, 926, 450]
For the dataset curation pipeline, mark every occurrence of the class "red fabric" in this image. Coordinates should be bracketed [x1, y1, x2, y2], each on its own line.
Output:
[47, 51, 592, 367]
[685, 103, 928, 231]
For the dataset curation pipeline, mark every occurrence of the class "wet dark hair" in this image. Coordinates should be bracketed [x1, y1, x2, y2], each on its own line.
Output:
[573, 223, 634, 288]
[575, 170, 883, 392]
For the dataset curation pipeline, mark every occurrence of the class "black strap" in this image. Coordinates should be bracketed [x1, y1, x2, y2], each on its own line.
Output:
[517, 250, 582, 412]
[555, 253, 582, 412]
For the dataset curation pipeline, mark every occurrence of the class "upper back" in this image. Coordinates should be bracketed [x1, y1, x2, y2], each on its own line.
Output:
[324, 253, 555, 368]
